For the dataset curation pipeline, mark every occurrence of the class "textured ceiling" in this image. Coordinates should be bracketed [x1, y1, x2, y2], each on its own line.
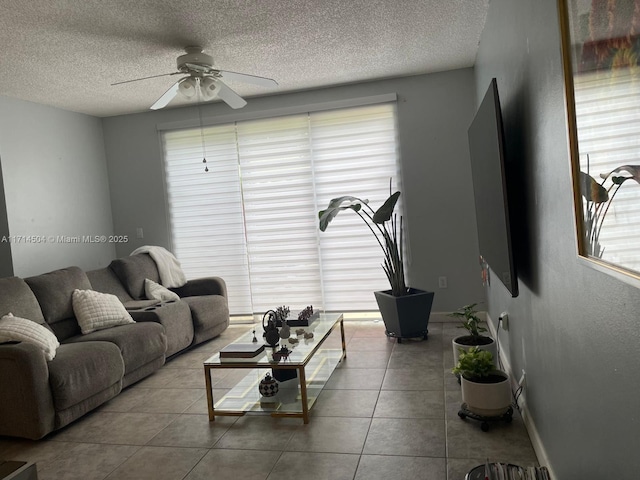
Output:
[0, 0, 489, 117]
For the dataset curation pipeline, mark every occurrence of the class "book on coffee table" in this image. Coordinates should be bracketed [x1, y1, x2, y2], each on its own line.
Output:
[219, 343, 265, 358]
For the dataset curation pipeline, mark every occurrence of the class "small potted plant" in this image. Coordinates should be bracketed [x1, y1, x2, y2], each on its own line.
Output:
[452, 347, 511, 416]
[318, 183, 434, 341]
[448, 303, 497, 366]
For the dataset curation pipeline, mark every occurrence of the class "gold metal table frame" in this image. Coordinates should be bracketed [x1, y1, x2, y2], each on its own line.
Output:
[203, 313, 346, 424]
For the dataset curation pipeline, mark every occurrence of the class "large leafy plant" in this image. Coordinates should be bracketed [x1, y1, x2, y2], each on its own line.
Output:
[581, 164, 640, 257]
[318, 187, 408, 297]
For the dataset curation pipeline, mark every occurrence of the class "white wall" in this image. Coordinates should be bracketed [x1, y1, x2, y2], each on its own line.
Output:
[0, 96, 116, 276]
[102, 71, 484, 311]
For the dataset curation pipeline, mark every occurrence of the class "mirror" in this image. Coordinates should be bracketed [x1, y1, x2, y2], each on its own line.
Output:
[559, 0, 640, 279]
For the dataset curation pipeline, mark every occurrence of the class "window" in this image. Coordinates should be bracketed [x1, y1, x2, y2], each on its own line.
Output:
[574, 67, 640, 270]
[162, 102, 401, 316]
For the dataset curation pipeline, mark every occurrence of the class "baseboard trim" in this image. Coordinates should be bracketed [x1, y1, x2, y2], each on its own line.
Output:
[486, 314, 557, 479]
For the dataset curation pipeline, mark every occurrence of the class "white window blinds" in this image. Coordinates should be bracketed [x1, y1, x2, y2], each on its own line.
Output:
[574, 67, 640, 270]
[162, 102, 401, 316]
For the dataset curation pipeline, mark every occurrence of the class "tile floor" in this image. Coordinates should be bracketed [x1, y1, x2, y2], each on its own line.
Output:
[0, 321, 539, 480]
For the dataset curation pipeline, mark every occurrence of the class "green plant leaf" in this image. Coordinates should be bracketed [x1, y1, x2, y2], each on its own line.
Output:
[611, 176, 631, 185]
[372, 191, 400, 224]
[580, 171, 608, 203]
[318, 196, 365, 231]
[600, 165, 640, 185]
[452, 346, 495, 379]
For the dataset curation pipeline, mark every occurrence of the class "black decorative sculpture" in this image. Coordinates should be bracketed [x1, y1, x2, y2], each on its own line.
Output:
[262, 310, 280, 347]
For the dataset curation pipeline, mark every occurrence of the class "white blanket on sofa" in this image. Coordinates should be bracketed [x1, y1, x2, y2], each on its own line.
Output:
[130, 245, 187, 288]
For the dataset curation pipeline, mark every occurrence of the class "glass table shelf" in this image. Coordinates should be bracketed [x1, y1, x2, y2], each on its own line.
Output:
[203, 313, 346, 423]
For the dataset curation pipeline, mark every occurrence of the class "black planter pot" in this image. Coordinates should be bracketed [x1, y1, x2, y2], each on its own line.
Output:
[374, 288, 435, 341]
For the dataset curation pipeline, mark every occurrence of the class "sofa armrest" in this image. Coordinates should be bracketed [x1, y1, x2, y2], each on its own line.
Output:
[170, 277, 227, 298]
[0, 342, 56, 439]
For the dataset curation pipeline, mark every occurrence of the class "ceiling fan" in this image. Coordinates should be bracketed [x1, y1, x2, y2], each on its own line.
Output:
[112, 46, 278, 110]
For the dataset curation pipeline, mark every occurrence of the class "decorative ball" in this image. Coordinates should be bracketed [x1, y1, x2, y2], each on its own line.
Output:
[259, 374, 279, 397]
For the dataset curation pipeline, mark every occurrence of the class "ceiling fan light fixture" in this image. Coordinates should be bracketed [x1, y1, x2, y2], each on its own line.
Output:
[200, 77, 221, 100]
[178, 77, 197, 98]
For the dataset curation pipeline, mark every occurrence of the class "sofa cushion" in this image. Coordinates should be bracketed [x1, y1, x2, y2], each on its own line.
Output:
[145, 278, 180, 302]
[109, 254, 160, 300]
[72, 289, 135, 334]
[0, 277, 52, 332]
[65, 322, 166, 375]
[128, 300, 193, 357]
[47, 341, 124, 411]
[25, 267, 92, 329]
[86, 267, 134, 303]
[181, 295, 229, 345]
[0, 313, 60, 360]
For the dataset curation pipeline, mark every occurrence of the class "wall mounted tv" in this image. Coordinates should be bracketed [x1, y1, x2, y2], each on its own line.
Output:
[468, 78, 518, 297]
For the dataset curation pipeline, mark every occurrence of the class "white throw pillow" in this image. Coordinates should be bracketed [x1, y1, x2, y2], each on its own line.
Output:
[0, 313, 60, 360]
[144, 278, 180, 302]
[72, 289, 135, 334]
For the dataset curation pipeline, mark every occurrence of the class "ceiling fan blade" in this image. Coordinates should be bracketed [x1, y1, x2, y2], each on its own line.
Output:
[216, 81, 247, 109]
[111, 71, 182, 86]
[150, 80, 182, 110]
[218, 70, 278, 88]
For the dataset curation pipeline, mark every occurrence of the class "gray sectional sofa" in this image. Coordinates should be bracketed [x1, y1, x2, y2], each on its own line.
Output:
[0, 253, 229, 440]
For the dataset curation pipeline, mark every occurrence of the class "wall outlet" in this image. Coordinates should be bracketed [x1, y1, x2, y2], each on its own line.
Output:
[136, 227, 144, 239]
[438, 276, 447, 288]
[499, 311, 509, 330]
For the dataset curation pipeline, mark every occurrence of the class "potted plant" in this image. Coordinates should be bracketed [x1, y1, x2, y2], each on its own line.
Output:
[448, 303, 497, 366]
[452, 347, 511, 417]
[318, 184, 434, 341]
[580, 163, 640, 257]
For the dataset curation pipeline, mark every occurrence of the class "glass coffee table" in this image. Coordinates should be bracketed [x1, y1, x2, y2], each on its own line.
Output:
[203, 312, 346, 424]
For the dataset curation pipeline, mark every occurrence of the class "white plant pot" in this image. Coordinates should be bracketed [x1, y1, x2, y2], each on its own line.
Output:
[461, 371, 511, 416]
[452, 336, 497, 367]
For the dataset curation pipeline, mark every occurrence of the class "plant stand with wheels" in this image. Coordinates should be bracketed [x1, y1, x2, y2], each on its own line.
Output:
[457, 403, 513, 431]
[384, 329, 428, 343]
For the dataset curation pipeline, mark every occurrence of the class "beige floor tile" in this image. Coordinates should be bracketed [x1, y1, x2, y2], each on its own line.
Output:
[286, 417, 371, 454]
[311, 389, 379, 418]
[355, 454, 446, 480]
[147, 414, 236, 448]
[99, 386, 153, 413]
[363, 418, 446, 457]
[382, 367, 444, 391]
[104, 446, 207, 480]
[266, 451, 360, 480]
[52, 411, 178, 445]
[134, 367, 182, 388]
[373, 390, 444, 419]
[350, 323, 387, 338]
[183, 389, 230, 414]
[387, 350, 443, 369]
[446, 414, 537, 462]
[165, 368, 209, 389]
[347, 336, 395, 351]
[1, 438, 79, 464]
[213, 416, 300, 451]
[126, 388, 203, 414]
[37, 443, 140, 480]
[184, 449, 281, 480]
[325, 368, 386, 390]
[336, 350, 391, 369]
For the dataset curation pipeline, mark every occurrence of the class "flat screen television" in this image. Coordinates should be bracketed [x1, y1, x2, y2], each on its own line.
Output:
[468, 78, 518, 297]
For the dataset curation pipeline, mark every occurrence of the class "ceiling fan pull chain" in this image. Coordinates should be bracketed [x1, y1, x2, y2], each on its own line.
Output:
[196, 82, 209, 172]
